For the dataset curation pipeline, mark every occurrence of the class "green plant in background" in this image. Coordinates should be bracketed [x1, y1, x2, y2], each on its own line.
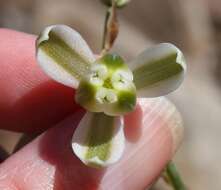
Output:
[35, 0, 187, 189]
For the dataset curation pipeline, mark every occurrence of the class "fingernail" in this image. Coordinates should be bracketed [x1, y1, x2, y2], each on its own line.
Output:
[159, 98, 184, 154]
[138, 97, 184, 154]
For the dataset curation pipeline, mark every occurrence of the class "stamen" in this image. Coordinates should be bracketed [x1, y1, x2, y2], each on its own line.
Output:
[91, 64, 108, 80]
[89, 76, 104, 86]
[96, 88, 117, 104]
[111, 70, 134, 90]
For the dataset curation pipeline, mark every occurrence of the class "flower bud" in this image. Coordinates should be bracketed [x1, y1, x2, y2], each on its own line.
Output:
[101, 0, 130, 8]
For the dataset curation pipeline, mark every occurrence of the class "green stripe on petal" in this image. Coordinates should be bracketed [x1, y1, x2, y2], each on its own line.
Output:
[72, 112, 125, 168]
[131, 43, 186, 97]
[36, 25, 95, 88]
[85, 114, 114, 161]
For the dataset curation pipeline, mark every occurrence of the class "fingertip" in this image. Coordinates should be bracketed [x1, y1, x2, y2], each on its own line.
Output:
[124, 103, 143, 142]
[0, 29, 79, 132]
[0, 95, 182, 190]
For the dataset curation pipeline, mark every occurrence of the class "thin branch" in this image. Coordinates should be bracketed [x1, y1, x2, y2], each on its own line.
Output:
[101, 0, 119, 55]
[0, 145, 9, 162]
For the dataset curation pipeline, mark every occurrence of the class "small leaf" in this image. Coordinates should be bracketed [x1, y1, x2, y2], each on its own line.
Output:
[36, 25, 95, 88]
[131, 43, 186, 97]
[72, 112, 125, 168]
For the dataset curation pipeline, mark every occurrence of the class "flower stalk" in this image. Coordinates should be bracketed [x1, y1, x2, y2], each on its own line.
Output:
[164, 161, 187, 190]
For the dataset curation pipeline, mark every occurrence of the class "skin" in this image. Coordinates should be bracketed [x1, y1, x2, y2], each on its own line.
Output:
[0, 29, 181, 190]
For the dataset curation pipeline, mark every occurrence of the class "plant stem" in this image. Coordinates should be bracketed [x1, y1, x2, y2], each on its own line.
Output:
[165, 161, 187, 190]
[13, 133, 40, 153]
[101, 0, 119, 55]
[0, 145, 9, 162]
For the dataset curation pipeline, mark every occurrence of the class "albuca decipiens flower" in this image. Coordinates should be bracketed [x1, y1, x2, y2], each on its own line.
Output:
[36, 25, 186, 168]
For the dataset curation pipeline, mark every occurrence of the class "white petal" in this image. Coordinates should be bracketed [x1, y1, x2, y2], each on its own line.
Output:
[72, 112, 125, 168]
[36, 25, 95, 88]
[130, 43, 186, 97]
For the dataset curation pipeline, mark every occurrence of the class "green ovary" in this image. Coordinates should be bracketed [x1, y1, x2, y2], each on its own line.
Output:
[116, 90, 136, 114]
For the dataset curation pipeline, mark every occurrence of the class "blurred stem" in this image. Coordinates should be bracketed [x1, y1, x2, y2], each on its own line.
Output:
[164, 161, 187, 190]
[0, 145, 9, 162]
[101, 0, 119, 55]
[13, 133, 39, 153]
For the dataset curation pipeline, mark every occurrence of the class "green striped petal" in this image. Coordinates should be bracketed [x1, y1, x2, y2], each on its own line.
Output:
[36, 25, 95, 88]
[72, 112, 125, 168]
[131, 43, 186, 97]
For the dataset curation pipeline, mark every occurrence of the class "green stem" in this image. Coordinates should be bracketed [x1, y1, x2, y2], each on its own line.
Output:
[165, 161, 187, 190]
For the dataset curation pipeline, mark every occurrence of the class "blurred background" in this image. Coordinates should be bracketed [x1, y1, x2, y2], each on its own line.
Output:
[0, 0, 220, 189]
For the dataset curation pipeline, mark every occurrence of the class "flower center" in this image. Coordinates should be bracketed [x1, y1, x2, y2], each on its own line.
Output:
[75, 54, 137, 116]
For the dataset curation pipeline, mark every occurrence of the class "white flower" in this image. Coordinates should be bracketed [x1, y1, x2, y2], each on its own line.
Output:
[36, 25, 186, 168]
